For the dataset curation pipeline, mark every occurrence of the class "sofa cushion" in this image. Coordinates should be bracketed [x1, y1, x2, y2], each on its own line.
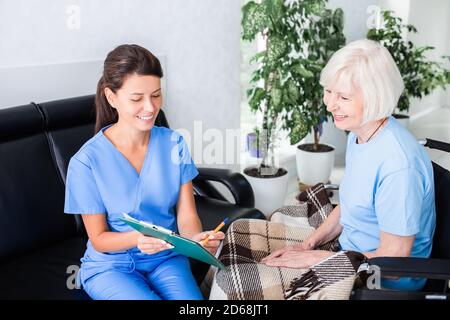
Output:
[0, 104, 43, 141]
[37, 95, 97, 183]
[0, 104, 78, 263]
[0, 235, 89, 300]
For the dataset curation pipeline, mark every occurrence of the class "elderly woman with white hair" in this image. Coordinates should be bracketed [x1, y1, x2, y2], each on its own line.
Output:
[262, 39, 436, 291]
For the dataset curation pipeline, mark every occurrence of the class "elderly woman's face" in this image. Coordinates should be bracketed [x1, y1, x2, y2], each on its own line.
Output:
[323, 83, 365, 131]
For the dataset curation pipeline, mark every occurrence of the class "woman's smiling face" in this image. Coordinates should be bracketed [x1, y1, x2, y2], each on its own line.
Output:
[105, 73, 162, 131]
[322, 75, 365, 132]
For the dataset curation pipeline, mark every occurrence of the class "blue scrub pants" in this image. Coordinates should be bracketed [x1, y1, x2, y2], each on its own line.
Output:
[82, 254, 203, 300]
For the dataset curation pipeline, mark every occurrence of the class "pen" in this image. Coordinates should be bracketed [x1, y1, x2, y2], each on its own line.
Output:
[201, 218, 229, 246]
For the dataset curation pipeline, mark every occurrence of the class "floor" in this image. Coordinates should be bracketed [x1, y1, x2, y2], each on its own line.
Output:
[285, 107, 450, 204]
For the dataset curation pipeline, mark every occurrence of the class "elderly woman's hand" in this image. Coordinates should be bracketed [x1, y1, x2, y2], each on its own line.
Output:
[261, 250, 334, 269]
[261, 240, 314, 263]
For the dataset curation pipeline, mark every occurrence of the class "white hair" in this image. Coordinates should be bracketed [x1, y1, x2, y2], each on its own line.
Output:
[320, 39, 404, 124]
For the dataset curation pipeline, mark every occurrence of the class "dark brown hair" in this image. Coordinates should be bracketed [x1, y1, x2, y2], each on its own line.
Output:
[95, 44, 163, 133]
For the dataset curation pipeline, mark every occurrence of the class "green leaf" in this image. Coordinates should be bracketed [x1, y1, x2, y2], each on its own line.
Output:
[265, 0, 285, 23]
[332, 8, 344, 29]
[270, 86, 283, 110]
[291, 63, 314, 78]
[407, 24, 417, 33]
[289, 111, 309, 144]
[242, 1, 268, 41]
[249, 51, 266, 63]
[248, 87, 266, 112]
[305, 0, 326, 16]
[286, 79, 300, 102]
[267, 35, 288, 64]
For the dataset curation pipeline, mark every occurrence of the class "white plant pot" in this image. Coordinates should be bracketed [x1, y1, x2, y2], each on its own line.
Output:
[243, 167, 289, 218]
[296, 144, 335, 186]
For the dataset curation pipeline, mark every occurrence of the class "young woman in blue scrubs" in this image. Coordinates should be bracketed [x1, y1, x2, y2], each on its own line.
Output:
[64, 44, 224, 300]
[262, 40, 436, 291]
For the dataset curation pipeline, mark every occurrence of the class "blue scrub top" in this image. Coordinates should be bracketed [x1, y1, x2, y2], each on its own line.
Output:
[64, 124, 199, 283]
[338, 116, 436, 291]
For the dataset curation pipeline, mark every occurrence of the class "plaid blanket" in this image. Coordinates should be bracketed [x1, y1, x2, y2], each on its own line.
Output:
[208, 183, 367, 300]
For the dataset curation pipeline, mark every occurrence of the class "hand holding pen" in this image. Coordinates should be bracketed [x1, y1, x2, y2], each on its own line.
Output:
[196, 218, 228, 254]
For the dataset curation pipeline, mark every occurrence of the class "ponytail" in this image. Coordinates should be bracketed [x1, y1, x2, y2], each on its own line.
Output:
[95, 76, 118, 133]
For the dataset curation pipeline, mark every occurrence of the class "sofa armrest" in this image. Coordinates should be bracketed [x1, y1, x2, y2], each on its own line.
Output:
[193, 168, 255, 208]
[369, 257, 450, 280]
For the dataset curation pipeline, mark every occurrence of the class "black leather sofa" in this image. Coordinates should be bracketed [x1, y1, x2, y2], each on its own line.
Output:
[0, 95, 264, 300]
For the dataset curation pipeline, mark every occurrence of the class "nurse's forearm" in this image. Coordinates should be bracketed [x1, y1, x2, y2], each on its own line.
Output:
[178, 217, 202, 240]
[307, 205, 343, 249]
[91, 231, 140, 253]
[176, 181, 203, 239]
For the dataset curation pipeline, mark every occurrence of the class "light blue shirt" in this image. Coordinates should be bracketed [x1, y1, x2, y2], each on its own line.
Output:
[338, 116, 436, 291]
[64, 124, 199, 284]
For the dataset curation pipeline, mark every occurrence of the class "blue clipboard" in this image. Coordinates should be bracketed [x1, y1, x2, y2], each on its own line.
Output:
[120, 213, 225, 270]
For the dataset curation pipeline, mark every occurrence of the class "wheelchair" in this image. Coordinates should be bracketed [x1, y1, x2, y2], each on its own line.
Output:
[323, 138, 450, 300]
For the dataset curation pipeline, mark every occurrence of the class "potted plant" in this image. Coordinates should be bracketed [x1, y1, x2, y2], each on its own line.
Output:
[241, 0, 343, 215]
[241, 0, 291, 216]
[285, 5, 346, 188]
[367, 10, 450, 127]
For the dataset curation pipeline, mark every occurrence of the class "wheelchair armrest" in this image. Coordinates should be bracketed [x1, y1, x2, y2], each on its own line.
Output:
[323, 183, 339, 191]
[193, 167, 255, 208]
[369, 257, 450, 280]
[423, 138, 450, 152]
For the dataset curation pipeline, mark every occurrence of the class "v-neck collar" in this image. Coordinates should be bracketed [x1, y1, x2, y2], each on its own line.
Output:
[100, 124, 155, 179]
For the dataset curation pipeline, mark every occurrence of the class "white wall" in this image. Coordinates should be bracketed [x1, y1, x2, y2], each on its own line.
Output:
[379, 0, 410, 24]
[406, 0, 450, 117]
[329, 0, 380, 42]
[378, 0, 450, 115]
[0, 0, 242, 167]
